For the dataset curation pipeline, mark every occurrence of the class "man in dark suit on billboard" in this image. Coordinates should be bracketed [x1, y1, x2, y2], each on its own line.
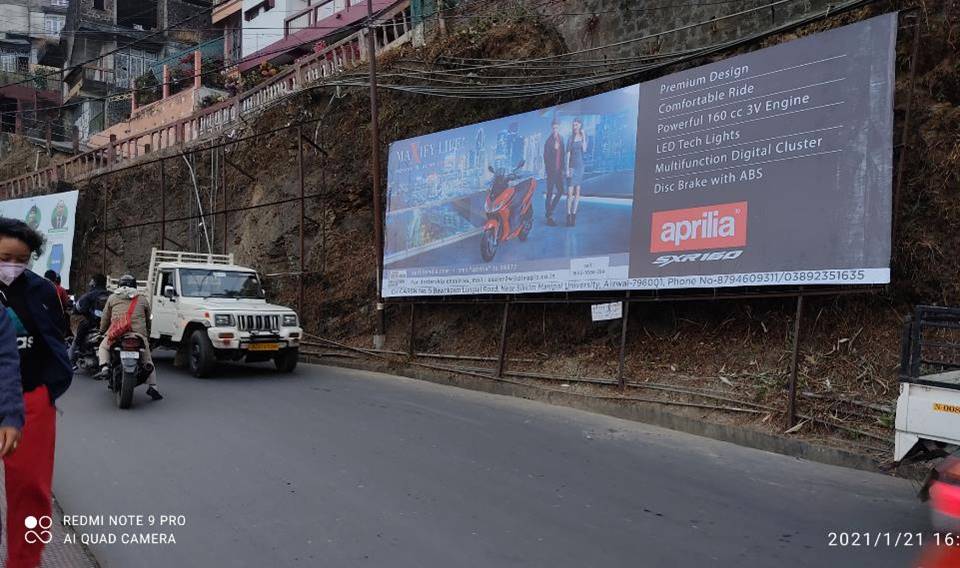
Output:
[542, 120, 565, 226]
[51, 201, 68, 230]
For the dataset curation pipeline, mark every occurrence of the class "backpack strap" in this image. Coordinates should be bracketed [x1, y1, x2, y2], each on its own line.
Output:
[125, 296, 139, 319]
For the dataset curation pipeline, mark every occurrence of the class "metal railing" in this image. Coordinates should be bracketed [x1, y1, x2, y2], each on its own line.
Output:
[0, 69, 63, 96]
[900, 305, 960, 382]
[0, 0, 413, 198]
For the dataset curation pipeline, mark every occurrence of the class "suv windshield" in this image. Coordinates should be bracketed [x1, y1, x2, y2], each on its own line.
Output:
[179, 269, 265, 299]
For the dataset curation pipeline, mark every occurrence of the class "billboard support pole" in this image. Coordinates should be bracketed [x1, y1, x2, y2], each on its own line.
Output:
[366, 0, 386, 349]
[496, 301, 511, 378]
[159, 159, 166, 250]
[892, 17, 921, 245]
[297, 127, 306, 319]
[407, 303, 416, 357]
[617, 291, 631, 389]
[786, 294, 804, 428]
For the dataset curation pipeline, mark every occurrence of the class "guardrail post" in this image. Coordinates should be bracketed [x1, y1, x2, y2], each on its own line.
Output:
[496, 302, 511, 378]
[407, 303, 416, 357]
[617, 292, 631, 389]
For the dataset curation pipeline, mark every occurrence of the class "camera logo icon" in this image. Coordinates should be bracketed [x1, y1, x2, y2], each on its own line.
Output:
[24, 515, 53, 544]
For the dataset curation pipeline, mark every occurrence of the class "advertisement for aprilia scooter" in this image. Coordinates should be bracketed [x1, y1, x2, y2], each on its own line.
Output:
[382, 14, 895, 298]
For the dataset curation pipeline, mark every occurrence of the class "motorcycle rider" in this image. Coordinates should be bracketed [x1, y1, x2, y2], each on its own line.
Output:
[95, 275, 163, 400]
[70, 274, 110, 370]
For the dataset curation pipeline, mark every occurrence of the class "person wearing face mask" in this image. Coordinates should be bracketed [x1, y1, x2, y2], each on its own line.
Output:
[0, 217, 72, 568]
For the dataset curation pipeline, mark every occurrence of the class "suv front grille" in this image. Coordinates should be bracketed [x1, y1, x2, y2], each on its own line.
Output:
[237, 315, 280, 332]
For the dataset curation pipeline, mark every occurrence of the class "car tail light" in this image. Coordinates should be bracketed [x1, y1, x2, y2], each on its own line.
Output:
[121, 337, 143, 350]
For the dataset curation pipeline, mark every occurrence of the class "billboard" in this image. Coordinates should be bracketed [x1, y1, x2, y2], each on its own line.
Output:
[383, 14, 896, 297]
[0, 190, 80, 289]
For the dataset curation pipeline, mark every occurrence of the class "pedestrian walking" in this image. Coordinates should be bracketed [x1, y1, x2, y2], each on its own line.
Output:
[0, 218, 72, 568]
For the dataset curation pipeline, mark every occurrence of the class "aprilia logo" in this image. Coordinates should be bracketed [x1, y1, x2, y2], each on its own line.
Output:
[650, 201, 748, 253]
[652, 250, 744, 267]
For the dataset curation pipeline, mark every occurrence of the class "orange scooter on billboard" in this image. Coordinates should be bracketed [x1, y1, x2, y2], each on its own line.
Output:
[480, 161, 536, 262]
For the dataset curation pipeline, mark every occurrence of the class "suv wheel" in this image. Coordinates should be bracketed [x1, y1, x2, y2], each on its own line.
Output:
[274, 348, 299, 373]
[189, 330, 216, 378]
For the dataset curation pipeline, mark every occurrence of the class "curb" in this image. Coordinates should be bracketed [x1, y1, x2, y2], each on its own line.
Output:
[305, 354, 884, 474]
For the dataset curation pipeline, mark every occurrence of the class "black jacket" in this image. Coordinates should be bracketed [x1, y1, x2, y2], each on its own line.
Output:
[543, 133, 566, 180]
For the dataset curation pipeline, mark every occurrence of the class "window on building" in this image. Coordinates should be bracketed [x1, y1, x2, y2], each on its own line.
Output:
[118, 1, 157, 29]
[113, 50, 158, 88]
[44, 15, 66, 35]
[316, 0, 335, 20]
[228, 26, 242, 64]
[93, 0, 105, 10]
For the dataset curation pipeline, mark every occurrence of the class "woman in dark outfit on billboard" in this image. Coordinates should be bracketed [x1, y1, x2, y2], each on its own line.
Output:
[566, 118, 587, 227]
[0, 218, 72, 568]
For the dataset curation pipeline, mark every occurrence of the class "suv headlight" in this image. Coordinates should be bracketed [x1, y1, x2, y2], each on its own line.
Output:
[282, 314, 298, 327]
[214, 314, 235, 327]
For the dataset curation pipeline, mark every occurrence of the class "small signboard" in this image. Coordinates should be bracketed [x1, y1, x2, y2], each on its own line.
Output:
[591, 302, 623, 322]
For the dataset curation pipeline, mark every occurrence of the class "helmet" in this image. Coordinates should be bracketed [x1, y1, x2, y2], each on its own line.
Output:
[118, 274, 137, 289]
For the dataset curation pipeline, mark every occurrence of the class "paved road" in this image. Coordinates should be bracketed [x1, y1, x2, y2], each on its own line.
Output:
[53, 357, 929, 568]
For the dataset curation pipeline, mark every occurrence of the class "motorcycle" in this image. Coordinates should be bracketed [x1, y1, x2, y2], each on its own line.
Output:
[106, 333, 154, 409]
[72, 327, 102, 376]
[480, 160, 536, 262]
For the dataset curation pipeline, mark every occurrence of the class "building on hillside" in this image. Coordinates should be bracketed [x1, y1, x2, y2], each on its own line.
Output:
[0, 0, 69, 138]
[237, 0, 405, 74]
[61, 0, 216, 144]
[212, 0, 242, 71]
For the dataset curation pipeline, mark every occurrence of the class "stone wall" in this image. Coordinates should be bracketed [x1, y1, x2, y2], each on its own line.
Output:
[77, 0, 115, 25]
[164, 0, 217, 43]
[489, 0, 836, 63]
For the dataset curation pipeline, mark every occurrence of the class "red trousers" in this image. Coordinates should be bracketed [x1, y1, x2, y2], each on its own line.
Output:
[3, 386, 55, 568]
